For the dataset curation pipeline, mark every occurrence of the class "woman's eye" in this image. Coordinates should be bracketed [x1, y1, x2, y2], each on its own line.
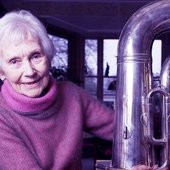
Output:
[33, 54, 40, 58]
[9, 59, 20, 65]
[31, 53, 42, 62]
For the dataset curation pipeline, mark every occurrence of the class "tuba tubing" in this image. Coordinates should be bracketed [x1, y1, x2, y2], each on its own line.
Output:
[145, 86, 169, 169]
[112, 0, 170, 169]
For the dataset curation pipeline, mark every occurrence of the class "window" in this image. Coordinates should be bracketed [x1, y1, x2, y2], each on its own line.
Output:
[152, 40, 162, 77]
[103, 39, 118, 108]
[84, 38, 162, 109]
[49, 35, 68, 80]
[103, 39, 118, 77]
[84, 39, 97, 96]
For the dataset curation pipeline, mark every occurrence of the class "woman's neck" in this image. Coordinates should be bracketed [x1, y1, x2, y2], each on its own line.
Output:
[1, 77, 57, 113]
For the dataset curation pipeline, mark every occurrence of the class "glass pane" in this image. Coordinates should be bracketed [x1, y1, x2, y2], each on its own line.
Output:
[152, 40, 162, 76]
[49, 35, 68, 80]
[85, 77, 97, 97]
[103, 39, 161, 77]
[85, 39, 97, 76]
[103, 77, 116, 94]
[103, 77, 116, 109]
[103, 39, 118, 77]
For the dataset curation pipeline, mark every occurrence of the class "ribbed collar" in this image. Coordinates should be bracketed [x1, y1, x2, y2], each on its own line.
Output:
[1, 77, 57, 113]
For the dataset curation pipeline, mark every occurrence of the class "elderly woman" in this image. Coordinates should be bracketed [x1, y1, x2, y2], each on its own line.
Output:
[0, 10, 114, 170]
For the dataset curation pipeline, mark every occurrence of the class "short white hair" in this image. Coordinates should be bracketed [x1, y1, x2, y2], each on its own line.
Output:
[0, 10, 55, 60]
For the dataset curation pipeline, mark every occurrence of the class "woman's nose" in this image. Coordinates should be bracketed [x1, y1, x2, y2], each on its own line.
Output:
[23, 61, 35, 76]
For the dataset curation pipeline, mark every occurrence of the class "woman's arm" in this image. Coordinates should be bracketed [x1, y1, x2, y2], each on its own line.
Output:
[0, 119, 42, 170]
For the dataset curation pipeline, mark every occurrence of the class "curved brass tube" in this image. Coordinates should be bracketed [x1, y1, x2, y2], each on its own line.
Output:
[112, 0, 170, 169]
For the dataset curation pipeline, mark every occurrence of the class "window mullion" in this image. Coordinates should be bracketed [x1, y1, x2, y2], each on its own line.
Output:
[97, 39, 104, 102]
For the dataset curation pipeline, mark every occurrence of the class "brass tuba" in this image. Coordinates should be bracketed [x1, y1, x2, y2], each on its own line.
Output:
[112, 0, 170, 169]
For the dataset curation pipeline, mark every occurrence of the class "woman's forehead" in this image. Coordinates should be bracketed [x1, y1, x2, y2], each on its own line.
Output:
[2, 39, 42, 58]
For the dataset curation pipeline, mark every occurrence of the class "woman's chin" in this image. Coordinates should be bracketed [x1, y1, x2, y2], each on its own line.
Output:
[21, 90, 42, 98]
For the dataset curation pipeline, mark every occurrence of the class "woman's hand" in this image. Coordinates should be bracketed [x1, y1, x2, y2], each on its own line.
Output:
[132, 164, 162, 170]
[132, 165, 154, 170]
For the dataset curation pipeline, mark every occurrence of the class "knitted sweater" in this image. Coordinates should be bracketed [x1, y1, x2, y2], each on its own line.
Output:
[0, 78, 115, 170]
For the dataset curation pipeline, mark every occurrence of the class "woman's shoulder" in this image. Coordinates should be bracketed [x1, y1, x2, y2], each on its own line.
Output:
[56, 80, 83, 92]
[55, 80, 92, 100]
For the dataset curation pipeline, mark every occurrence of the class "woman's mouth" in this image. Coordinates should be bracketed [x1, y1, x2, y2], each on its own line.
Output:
[23, 79, 41, 88]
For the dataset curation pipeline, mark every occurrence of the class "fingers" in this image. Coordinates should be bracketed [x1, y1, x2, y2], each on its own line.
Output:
[152, 165, 158, 170]
[132, 164, 168, 170]
[152, 165, 169, 170]
[132, 164, 153, 170]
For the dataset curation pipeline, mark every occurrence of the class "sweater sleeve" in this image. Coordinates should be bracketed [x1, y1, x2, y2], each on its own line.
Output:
[75, 84, 115, 141]
[0, 117, 43, 170]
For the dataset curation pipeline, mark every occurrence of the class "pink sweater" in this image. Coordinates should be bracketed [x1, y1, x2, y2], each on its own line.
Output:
[0, 78, 114, 170]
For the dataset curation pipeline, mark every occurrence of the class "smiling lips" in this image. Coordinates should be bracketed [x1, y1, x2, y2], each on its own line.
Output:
[23, 79, 41, 88]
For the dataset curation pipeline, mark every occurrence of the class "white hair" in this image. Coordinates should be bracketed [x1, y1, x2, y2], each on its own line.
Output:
[0, 10, 55, 61]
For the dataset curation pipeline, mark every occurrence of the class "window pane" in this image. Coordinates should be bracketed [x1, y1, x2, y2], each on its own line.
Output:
[85, 77, 97, 97]
[49, 35, 68, 80]
[85, 39, 97, 96]
[103, 39, 161, 108]
[103, 39, 162, 77]
[103, 39, 118, 76]
[103, 77, 116, 109]
[103, 39, 118, 108]
[85, 39, 97, 76]
[152, 40, 162, 76]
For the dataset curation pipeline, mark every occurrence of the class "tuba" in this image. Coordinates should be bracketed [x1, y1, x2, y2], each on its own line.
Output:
[96, 0, 170, 169]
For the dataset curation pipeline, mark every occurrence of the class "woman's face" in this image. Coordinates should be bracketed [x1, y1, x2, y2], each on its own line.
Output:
[0, 38, 51, 97]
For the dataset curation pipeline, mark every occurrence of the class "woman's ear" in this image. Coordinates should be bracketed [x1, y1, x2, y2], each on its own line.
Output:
[0, 74, 5, 81]
[0, 75, 5, 81]
[0, 70, 5, 81]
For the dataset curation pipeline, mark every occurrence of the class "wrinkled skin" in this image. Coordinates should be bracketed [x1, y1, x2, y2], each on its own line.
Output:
[132, 165, 168, 170]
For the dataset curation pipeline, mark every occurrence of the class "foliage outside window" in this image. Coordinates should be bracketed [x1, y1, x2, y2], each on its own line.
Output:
[85, 39, 162, 103]
[49, 35, 68, 80]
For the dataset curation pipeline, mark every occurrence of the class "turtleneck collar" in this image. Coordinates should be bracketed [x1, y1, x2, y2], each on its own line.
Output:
[1, 77, 57, 113]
